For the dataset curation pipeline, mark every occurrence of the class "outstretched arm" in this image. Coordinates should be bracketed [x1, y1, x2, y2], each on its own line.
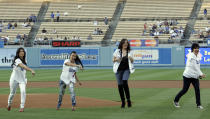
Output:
[18, 63, 35, 76]
[65, 62, 83, 70]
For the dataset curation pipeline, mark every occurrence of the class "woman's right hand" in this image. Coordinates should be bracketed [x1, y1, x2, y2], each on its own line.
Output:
[31, 70, 35, 76]
[199, 74, 206, 79]
[113, 57, 121, 63]
[77, 65, 83, 70]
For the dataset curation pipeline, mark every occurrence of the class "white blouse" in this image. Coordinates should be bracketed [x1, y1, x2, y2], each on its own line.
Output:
[183, 52, 203, 79]
[10, 58, 27, 84]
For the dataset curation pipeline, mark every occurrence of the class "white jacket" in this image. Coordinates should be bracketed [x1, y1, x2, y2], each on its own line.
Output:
[183, 52, 203, 79]
[113, 49, 135, 73]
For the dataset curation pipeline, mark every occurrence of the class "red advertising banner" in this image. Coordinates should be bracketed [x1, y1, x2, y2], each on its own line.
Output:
[129, 39, 158, 47]
[52, 40, 81, 47]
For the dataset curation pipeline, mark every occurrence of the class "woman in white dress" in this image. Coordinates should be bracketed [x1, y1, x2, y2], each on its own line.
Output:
[56, 51, 83, 111]
[7, 47, 35, 112]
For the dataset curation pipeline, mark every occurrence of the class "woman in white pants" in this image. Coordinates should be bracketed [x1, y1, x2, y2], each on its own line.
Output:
[56, 51, 83, 111]
[7, 47, 35, 112]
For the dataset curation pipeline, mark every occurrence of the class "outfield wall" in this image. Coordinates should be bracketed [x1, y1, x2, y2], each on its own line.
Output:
[0, 46, 188, 69]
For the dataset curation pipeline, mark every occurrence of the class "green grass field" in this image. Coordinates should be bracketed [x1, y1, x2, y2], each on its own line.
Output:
[1, 69, 210, 119]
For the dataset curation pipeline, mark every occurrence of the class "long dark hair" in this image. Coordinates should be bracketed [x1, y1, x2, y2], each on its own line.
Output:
[11, 47, 27, 67]
[118, 38, 131, 57]
[70, 51, 84, 68]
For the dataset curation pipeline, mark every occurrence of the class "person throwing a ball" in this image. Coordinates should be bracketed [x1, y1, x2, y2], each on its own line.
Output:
[56, 51, 83, 111]
[174, 43, 205, 109]
[7, 47, 35, 112]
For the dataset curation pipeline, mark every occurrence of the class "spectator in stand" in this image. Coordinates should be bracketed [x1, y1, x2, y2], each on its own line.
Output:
[143, 22, 147, 34]
[93, 29, 97, 35]
[51, 12, 55, 22]
[14, 22, 17, 28]
[32, 14, 37, 23]
[44, 36, 48, 41]
[16, 34, 21, 40]
[56, 11, 60, 22]
[204, 8, 207, 17]
[52, 28, 57, 34]
[199, 32, 204, 39]
[64, 37, 67, 40]
[22, 22, 31, 27]
[29, 14, 33, 22]
[42, 28, 47, 34]
[3, 35, 10, 45]
[72, 36, 76, 40]
[14, 38, 20, 45]
[87, 34, 92, 40]
[104, 16, 108, 25]
[0, 22, 3, 32]
[8, 22, 12, 29]
[22, 34, 27, 42]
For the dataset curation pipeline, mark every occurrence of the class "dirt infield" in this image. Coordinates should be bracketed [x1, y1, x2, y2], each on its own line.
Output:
[0, 94, 120, 109]
[1, 80, 210, 109]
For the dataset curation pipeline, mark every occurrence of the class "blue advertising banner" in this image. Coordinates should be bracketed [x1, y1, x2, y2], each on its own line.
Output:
[132, 48, 171, 64]
[185, 47, 210, 64]
[40, 49, 99, 66]
[0, 49, 22, 67]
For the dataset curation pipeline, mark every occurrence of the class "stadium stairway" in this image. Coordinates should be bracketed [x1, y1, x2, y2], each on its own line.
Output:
[25, 1, 50, 47]
[181, 0, 203, 45]
[102, 0, 127, 46]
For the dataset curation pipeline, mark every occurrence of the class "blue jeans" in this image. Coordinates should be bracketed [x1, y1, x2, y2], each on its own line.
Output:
[115, 69, 130, 85]
[57, 80, 76, 108]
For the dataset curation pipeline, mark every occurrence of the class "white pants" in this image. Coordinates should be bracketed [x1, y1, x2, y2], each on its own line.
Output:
[8, 80, 26, 108]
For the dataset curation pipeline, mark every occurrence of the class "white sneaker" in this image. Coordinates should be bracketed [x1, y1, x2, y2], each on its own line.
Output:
[173, 101, 180, 108]
[197, 105, 204, 109]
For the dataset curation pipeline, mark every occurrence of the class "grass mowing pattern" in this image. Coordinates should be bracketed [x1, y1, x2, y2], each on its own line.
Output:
[1, 69, 210, 119]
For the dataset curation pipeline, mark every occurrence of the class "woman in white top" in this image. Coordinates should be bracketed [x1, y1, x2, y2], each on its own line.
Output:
[113, 39, 135, 108]
[174, 43, 205, 109]
[56, 51, 83, 111]
[7, 47, 35, 112]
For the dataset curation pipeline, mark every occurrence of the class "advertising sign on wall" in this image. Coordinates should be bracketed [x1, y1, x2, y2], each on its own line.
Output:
[129, 39, 158, 47]
[52, 40, 81, 47]
[40, 48, 99, 66]
[0, 49, 17, 67]
[185, 47, 210, 64]
[132, 48, 171, 64]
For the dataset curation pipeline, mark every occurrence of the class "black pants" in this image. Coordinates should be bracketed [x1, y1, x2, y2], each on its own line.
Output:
[174, 76, 201, 106]
[118, 80, 130, 101]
